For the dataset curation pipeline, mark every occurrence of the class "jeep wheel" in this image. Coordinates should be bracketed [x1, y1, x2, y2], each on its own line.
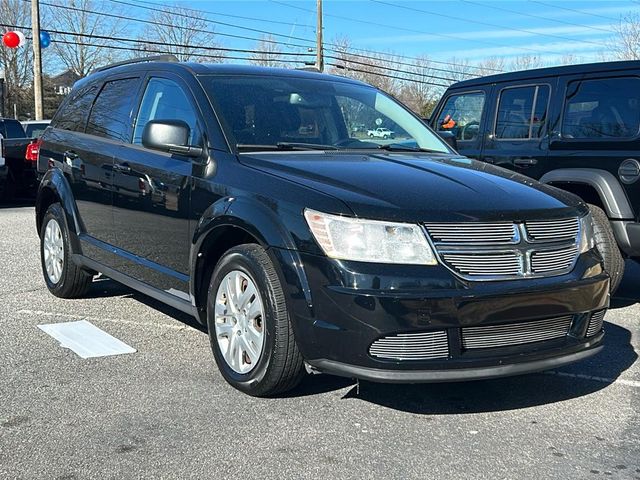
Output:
[40, 203, 92, 298]
[207, 244, 305, 396]
[589, 204, 624, 294]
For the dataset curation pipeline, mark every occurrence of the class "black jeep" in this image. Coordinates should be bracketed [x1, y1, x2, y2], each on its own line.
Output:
[35, 56, 608, 396]
[431, 60, 640, 293]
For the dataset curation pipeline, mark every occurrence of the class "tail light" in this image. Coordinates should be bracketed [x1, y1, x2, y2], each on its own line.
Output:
[25, 138, 42, 163]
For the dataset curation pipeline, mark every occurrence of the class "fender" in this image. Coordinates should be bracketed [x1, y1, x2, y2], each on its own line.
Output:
[540, 168, 634, 220]
[36, 168, 84, 254]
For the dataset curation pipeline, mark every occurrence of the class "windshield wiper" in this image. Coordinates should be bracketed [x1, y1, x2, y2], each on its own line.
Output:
[376, 143, 439, 153]
[236, 142, 339, 152]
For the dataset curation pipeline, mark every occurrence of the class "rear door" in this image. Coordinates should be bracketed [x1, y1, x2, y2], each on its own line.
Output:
[112, 73, 204, 296]
[431, 87, 491, 160]
[479, 79, 554, 179]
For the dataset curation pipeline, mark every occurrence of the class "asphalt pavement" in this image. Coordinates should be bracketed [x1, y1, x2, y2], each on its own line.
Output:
[0, 202, 638, 479]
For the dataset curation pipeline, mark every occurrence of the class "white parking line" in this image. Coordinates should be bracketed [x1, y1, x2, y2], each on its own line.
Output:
[17, 309, 193, 331]
[544, 370, 640, 388]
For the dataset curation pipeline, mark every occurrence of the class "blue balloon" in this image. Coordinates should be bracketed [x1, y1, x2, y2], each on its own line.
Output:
[40, 30, 51, 48]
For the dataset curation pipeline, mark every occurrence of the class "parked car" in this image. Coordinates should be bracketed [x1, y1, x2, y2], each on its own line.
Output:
[21, 120, 51, 139]
[367, 127, 395, 139]
[36, 57, 608, 396]
[430, 60, 640, 293]
[0, 118, 37, 200]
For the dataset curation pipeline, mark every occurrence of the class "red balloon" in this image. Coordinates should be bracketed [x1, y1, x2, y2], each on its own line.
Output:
[2, 31, 20, 48]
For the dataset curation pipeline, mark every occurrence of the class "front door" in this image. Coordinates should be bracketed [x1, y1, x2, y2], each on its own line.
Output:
[112, 75, 204, 297]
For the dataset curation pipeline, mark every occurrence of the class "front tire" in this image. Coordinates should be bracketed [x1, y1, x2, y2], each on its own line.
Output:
[40, 203, 92, 298]
[207, 244, 305, 396]
[589, 204, 624, 294]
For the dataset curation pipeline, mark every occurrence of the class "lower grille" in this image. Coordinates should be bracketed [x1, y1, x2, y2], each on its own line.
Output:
[369, 331, 449, 361]
[462, 315, 573, 350]
[586, 310, 606, 337]
[530, 246, 578, 274]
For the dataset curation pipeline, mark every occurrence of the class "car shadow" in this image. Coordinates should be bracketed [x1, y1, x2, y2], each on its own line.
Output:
[0, 196, 35, 209]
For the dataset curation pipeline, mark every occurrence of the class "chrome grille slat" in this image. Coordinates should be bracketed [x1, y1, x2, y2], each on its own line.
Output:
[531, 246, 578, 273]
[425, 223, 516, 244]
[462, 316, 573, 349]
[525, 218, 579, 242]
[369, 331, 449, 361]
[586, 310, 606, 337]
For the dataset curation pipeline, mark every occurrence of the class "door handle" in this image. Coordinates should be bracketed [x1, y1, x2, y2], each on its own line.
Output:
[113, 163, 131, 173]
[514, 158, 538, 167]
[63, 150, 78, 160]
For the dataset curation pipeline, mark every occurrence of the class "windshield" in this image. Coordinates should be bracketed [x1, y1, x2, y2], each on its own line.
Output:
[201, 75, 450, 153]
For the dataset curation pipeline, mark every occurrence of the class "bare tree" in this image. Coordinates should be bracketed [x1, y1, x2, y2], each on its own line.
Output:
[249, 35, 287, 67]
[398, 55, 443, 117]
[0, 0, 33, 117]
[46, 0, 125, 77]
[446, 57, 474, 82]
[609, 12, 640, 60]
[145, 4, 225, 63]
[476, 56, 505, 77]
[509, 54, 544, 72]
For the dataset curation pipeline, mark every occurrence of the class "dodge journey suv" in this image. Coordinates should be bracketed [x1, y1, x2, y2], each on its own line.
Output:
[36, 56, 609, 396]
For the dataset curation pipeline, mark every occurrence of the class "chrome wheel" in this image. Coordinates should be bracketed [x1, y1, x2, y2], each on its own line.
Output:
[214, 270, 265, 374]
[43, 218, 64, 284]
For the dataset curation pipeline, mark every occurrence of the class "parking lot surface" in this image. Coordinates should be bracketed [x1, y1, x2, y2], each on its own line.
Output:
[0, 203, 639, 479]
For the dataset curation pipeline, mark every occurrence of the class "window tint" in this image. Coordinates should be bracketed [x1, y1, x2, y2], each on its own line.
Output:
[436, 92, 485, 141]
[4, 120, 26, 138]
[562, 77, 640, 139]
[53, 85, 97, 132]
[86, 78, 139, 142]
[25, 123, 48, 138]
[133, 78, 202, 146]
[495, 85, 549, 139]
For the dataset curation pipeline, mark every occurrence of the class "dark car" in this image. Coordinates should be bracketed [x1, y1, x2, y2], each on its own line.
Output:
[430, 60, 640, 293]
[0, 118, 37, 200]
[35, 56, 608, 396]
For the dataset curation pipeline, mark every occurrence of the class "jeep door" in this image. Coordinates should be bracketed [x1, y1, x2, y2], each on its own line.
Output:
[479, 79, 553, 179]
[111, 74, 204, 297]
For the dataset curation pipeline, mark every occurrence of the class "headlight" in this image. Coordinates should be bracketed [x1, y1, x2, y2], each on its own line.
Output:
[579, 213, 596, 253]
[304, 209, 438, 265]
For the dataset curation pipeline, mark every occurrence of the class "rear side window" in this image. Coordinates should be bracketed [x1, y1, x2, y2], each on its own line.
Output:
[436, 92, 485, 142]
[495, 85, 550, 139]
[53, 85, 97, 132]
[86, 78, 139, 142]
[562, 77, 640, 139]
[4, 120, 26, 138]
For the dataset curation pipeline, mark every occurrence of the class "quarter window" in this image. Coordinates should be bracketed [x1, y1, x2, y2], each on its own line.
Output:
[562, 77, 640, 139]
[436, 92, 485, 142]
[53, 85, 97, 133]
[86, 78, 139, 142]
[495, 85, 549, 139]
[133, 78, 202, 146]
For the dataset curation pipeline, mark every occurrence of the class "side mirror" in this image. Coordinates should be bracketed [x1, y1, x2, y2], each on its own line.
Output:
[142, 120, 203, 158]
[437, 130, 458, 151]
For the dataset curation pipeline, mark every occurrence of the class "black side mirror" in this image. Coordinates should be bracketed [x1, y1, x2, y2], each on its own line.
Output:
[437, 130, 458, 151]
[142, 120, 203, 158]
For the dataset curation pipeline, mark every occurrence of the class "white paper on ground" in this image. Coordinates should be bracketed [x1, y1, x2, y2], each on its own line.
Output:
[38, 320, 136, 359]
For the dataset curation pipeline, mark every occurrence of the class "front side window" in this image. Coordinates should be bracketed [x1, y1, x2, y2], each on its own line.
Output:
[86, 78, 139, 142]
[436, 92, 485, 142]
[562, 77, 640, 139]
[133, 77, 202, 146]
[201, 75, 450, 153]
[495, 85, 549, 139]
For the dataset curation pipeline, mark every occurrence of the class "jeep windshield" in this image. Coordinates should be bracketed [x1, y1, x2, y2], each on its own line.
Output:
[200, 75, 450, 154]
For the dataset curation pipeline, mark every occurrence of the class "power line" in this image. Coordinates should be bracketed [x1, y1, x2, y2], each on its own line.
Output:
[371, 0, 611, 48]
[527, 1, 622, 22]
[328, 64, 450, 88]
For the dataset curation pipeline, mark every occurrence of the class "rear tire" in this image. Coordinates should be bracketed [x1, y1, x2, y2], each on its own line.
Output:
[207, 244, 305, 397]
[588, 203, 624, 294]
[40, 203, 92, 298]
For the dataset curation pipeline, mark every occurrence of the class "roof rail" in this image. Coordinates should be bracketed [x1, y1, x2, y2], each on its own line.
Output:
[91, 55, 179, 74]
[296, 66, 321, 72]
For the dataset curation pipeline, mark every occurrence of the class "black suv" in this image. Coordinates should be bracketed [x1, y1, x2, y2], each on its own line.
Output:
[36, 56, 608, 396]
[430, 60, 640, 293]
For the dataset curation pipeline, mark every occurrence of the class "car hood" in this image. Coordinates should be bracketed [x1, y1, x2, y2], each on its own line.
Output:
[239, 152, 586, 223]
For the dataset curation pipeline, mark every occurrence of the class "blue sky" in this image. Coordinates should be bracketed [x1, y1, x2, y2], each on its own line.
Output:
[137, 0, 640, 67]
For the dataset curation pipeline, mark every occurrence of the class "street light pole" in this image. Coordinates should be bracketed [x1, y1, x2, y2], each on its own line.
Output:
[316, 0, 323, 72]
[31, 0, 44, 120]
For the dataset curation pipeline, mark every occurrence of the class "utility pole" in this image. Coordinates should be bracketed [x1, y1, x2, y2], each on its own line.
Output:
[316, 0, 323, 72]
[31, 0, 44, 120]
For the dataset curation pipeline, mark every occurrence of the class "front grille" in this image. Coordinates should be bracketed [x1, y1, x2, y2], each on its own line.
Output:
[586, 310, 606, 337]
[461, 315, 573, 349]
[424, 217, 581, 280]
[525, 218, 580, 242]
[442, 252, 521, 276]
[531, 246, 578, 274]
[369, 331, 449, 361]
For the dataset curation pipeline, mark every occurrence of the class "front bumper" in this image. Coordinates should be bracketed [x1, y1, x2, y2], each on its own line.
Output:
[272, 248, 609, 382]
